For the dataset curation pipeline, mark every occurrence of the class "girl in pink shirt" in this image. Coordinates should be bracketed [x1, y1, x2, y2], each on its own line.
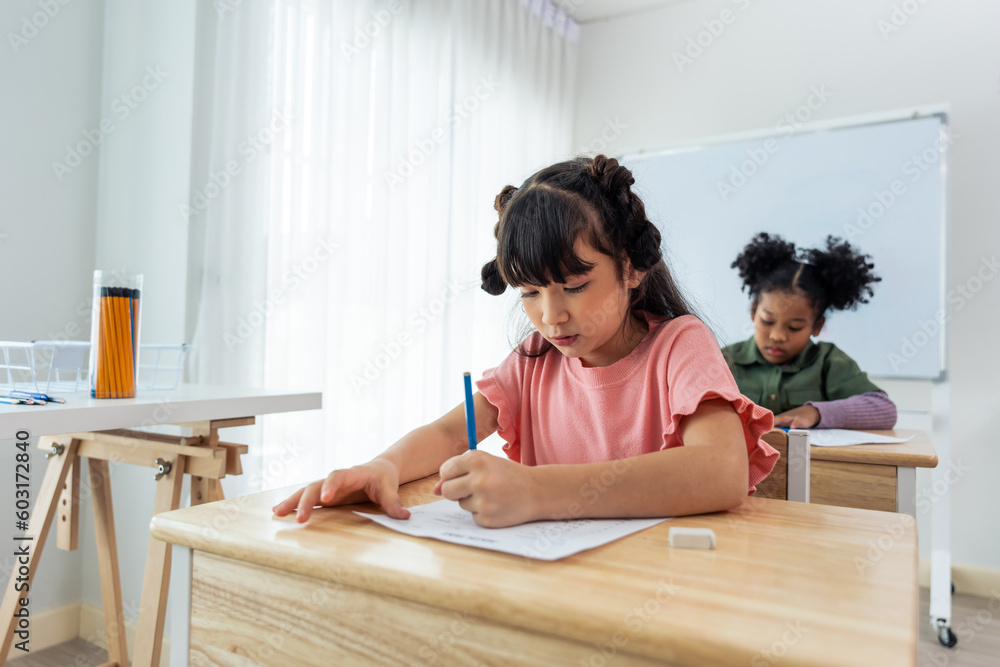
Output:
[275, 155, 778, 528]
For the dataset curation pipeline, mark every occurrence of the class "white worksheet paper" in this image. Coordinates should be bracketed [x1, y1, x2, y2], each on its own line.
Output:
[355, 500, 669, 561]
[807, 428, 915, 447]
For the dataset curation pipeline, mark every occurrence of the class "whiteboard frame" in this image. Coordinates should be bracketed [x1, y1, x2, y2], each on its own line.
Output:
[619, 104, 950, 380]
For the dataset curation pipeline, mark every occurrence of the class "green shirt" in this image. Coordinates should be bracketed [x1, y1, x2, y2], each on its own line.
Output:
[722, 337, 883, 415]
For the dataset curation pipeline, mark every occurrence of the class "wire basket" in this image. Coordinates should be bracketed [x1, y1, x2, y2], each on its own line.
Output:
[0, 341, 190, 395]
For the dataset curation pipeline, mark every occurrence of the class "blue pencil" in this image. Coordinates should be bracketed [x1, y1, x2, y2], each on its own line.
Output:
[463, 372, 477, 450]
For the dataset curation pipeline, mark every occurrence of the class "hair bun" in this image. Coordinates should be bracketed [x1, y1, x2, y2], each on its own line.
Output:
[588, 155, 634, 209]
[494, 185, 518, 214]
[480, 258, 506, 295]
[628, 223, 662, 271]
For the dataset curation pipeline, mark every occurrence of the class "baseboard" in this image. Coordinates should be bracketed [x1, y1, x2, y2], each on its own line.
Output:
[78, 602, 170, 665]
[4, 601, 80, 660]
[6, 601, 171, 663]
[919, 558, 1000, 598]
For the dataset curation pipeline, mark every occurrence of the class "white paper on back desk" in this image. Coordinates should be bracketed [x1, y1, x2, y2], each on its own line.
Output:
[355, 500, 668, 561]
[807, 428, 914, 447]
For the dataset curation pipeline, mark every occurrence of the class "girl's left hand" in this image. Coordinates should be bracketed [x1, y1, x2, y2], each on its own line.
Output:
[773, 405, 820, 429]
[433, 450, 540, 528]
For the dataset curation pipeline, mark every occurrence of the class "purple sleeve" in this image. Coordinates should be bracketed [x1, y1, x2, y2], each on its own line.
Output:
[806, 391, 898, 429]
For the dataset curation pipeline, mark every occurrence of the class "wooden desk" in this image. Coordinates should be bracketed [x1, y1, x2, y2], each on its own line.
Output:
[0, 384, 322, 666]
[152, 476, 918, 666]
[805, 429, 937, 515]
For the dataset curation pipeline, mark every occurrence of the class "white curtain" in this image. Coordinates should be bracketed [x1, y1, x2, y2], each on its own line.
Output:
[185, 0, 275, 496]
[189, 0, 578, 491]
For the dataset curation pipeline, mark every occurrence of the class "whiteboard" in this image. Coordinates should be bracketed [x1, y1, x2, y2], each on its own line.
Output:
[623, 114, 946, 379]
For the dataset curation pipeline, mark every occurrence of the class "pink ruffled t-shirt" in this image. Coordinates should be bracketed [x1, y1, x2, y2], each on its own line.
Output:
[476, 313, 779, 494]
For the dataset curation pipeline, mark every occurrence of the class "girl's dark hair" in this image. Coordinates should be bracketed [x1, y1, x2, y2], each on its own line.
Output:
[480, 155, 693, 356]
[731, 232, 881, 321]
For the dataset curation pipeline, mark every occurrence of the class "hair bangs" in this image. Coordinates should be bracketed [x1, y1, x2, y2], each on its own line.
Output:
[496, 187, 601, 287]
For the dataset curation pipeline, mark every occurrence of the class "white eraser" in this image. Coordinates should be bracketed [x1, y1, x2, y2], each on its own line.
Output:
[668, 527, 716, 549]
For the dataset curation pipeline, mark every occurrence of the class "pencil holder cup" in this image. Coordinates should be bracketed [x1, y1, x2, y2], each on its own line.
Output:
[88, 270, 143, 398]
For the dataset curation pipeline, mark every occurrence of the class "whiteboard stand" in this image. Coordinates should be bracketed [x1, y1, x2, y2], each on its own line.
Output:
[930, 380, 956, 647]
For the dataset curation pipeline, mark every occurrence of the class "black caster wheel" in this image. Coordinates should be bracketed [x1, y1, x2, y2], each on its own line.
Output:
[937, 625, 957, 648]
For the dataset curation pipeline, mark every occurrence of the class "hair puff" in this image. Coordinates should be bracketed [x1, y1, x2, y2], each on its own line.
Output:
[731, 232, 798, 295]
[803, 236, 880, 311]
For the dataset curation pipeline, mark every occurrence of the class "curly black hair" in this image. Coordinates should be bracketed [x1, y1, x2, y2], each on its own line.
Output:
[731, 232, 880, 320]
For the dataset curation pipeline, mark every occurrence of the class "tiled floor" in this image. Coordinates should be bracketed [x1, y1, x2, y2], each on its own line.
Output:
[5, 637, 106, 666]
[918, 589, 1000, 667]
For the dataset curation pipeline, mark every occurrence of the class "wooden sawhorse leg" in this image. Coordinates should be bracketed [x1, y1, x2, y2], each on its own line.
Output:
[89, 458, 131, 665]
[0, 437, 80, 662]
[58, 456, 80, 551]
[134, 454, 186, 667]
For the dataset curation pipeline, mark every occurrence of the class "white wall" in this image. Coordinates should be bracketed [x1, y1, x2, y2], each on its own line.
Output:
[0, 0, 197, 644]
[0, 0, 101, 343]
[93, 0, 194, 346]
[574, 0, 1000, 570]
[0, 0, 106, 615]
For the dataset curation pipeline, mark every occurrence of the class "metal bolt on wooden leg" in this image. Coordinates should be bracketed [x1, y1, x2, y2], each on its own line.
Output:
[45, 443, 66, 459]
[154, 458, 172, 481]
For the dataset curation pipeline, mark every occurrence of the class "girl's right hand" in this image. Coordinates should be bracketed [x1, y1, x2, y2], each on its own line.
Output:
[271, 458, 411, 523]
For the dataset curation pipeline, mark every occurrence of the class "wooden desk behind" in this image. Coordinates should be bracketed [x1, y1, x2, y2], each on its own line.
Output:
[805, 429, 937, 514]
[152, 476, 918, 667]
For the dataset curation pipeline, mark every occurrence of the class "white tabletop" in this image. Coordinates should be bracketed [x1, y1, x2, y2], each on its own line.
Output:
[0, 383, 322, 437]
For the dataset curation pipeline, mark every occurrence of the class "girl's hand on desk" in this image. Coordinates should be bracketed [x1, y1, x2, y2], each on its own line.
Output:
[773, 405, 820, 429]
[434, 450, 539, 528]
[272, 458, 410, 523]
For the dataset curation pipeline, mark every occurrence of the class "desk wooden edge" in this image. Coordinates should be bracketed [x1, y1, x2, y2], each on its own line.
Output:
[809, 446, 938, 468]
[782, 429, 938, 468]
